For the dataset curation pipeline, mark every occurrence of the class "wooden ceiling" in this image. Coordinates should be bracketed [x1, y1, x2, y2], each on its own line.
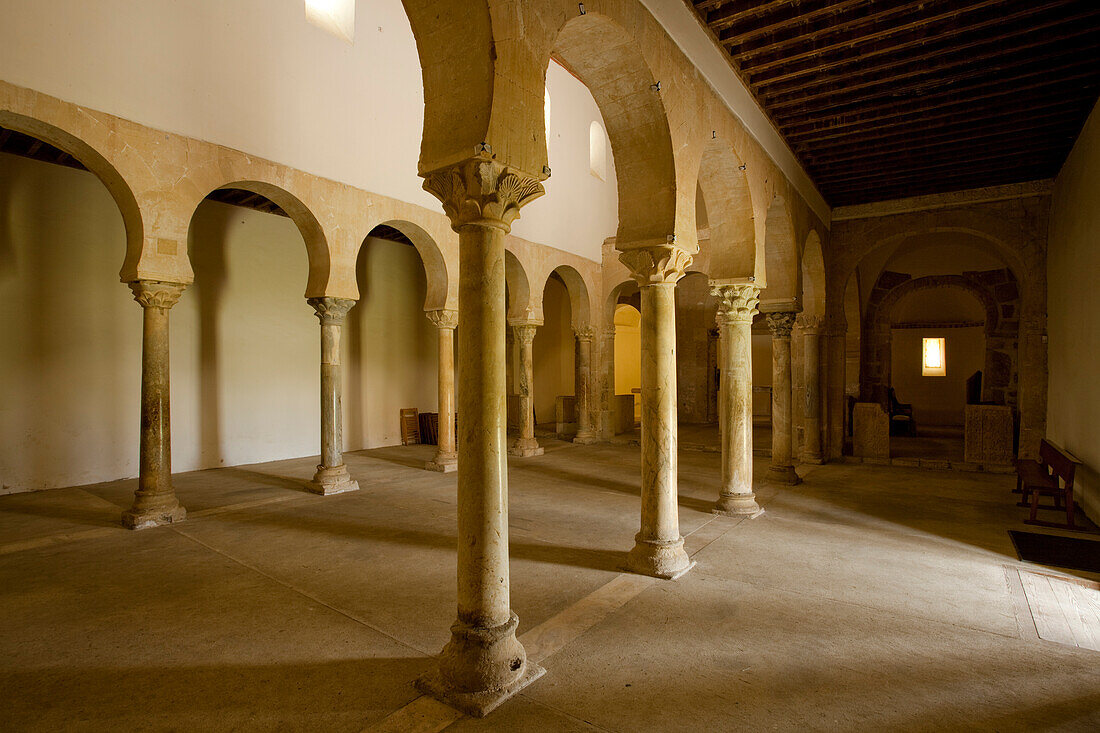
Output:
[689, 0, 1100, 206]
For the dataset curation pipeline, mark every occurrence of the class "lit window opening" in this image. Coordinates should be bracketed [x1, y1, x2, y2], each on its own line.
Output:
[590, 121, 607, 180]
[544, 88, 552, 151]
[922, 337, 946, 376]
[305, 0, 355, 43]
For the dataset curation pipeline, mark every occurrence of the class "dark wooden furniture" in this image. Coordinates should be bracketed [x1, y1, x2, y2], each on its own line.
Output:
[1015, 439, 1083, 530]
[887, 387, 915, 437]
[400, 408, 420, 446]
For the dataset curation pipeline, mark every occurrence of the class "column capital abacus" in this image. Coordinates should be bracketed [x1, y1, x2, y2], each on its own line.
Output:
[129, 280, 186, 310]
[574, 326, 597, 342]
[765, 311, 798, 340]
[423, 153, 545, 232]
[619, 244, 693, 286]
[307, 297, 356, 325]
[426, 309, 459, 331]
[711, 282, 760, 326]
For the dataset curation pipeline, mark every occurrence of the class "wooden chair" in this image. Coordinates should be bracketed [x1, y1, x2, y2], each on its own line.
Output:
[400, 408, 420, 446]
[887, 387, 916, 437]
[1016, 439, 1083, 530]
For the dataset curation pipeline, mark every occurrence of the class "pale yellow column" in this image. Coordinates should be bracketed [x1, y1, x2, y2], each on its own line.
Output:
[306, 297, 360, 495]
[123, 280, 187, 530]
[573, 326, 599, 444]
[766, 311, 802, 485]
[415, 154, 546, 716]
[801, 315, 825, 465]
[426, 309, 459, 473]
[620, 245, 694, 580]
[712, 283, 762, 516]
[509, 322, 543, 457]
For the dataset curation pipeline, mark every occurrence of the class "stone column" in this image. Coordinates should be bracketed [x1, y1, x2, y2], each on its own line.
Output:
[620, 245, 695, 580]
[801, 315, 825, 464]
[123, 280, 187, 530]
[509, 322, 543, 457]
[425, 309, 459, 472]
[306, 297, 360, 495]
[712, 283, 762, 516]
[416, 154, 546, 715]
[573, 326, 599, 444]
[766, 311, 801, 485]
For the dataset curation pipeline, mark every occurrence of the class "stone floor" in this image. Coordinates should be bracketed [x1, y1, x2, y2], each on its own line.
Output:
[2, 439, 1099, 731]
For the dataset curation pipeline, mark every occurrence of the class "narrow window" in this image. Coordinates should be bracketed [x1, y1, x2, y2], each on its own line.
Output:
[922, 337, 946, 376]
[544, 88, 552, 150]
[305, 0, 355, 43]
[590, 121, 607, 180]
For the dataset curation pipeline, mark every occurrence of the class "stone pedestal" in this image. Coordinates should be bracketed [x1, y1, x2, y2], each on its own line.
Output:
[620, 245, 694, 580]
[964, 404, 1014, 465]
[766, 311, 802, 485]
[415, 154, 545, 715]
[712, 283, 763, 517]
[555, 396, 578, 439]
[801, 316, 825, 464]
[123, 280, 187, 529]
[509, 322, 543, 457]
[853, 402, 890, 461]
[307, 297, 360, 495]
[573, 327, 599, 444]
[426, 309, 459, 473]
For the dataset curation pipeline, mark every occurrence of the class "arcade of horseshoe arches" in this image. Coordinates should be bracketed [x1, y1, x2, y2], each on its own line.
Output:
[1, 0, 1099, 729]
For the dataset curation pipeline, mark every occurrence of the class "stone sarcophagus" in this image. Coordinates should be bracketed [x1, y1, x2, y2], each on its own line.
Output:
[964, 404, 1014, 465]
[853, 402, 890, 462]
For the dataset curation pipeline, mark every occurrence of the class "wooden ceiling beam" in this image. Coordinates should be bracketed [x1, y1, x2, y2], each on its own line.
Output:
[800, 115, 1084, 164]
[704, 0, 793, 33]
[827, 169, 1050, 201]
[782, 71, 1097, 138]
[767, 35, 1098, 114]
[747, 3, 1095, 88]
[810, 142, 1073, 182]
[719, 0, 877, 50]
[776, 60, 1096, 128]
[814, 150, 1063, 186]
[739, 0, 1023, 73]
[786, 98, 1091, 147]
[728, 0, 948, 60]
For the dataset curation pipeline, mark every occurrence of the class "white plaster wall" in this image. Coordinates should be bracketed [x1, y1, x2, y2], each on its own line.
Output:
[0, 0, 617, 262]
[890, 327, 985, 427]
[0, 156, 440, 492]
[1047, 100, 1100, 522]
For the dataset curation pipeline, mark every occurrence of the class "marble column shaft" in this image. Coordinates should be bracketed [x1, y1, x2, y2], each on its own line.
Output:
[801, 316, 825, 464]
[766, 311, 801, 485]
[712, 283, 762, 516]
[509, 322, 543, 457]
[123, 280, 187, 530]
[573, 327, 598, 444]
[416, 154, 545, 716]
[620, 245, 694, 580]
[426, 309, 459, 472]
[307, 297, 359, 495]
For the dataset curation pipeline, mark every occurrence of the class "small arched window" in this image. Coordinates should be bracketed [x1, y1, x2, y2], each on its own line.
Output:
[589, 121, 607, 181]
[305, 0, 356, 43]
[544, 88, 552, 151]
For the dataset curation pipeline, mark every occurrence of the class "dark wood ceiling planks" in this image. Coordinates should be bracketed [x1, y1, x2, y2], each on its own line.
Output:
[689, 0, 1100, 206]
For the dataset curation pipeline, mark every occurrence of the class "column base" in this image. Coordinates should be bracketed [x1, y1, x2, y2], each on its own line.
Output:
[416, 612, 545, 718]
[713, 493, 765, 518]
[624, 535, 694, 580]
[425, 452, 458, 473]
[801, 454, 825, 465]
[767, 465, 802, 485]
[572, 430, 600, 445]
[122, 501, 186, 530]
[309, 464, 360, 495]
[508, 438, 543, 458]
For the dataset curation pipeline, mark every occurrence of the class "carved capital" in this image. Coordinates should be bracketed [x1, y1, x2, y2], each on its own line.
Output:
[512, 323, 539, 345]
[766, 311, 798, 339]
[711, 283, 760, 326]
[307, 297, 356, 325]
[129, 280, 186, 310]
[601, 326, 617, 339]
[574, 326, 597, 342]
[619, 245, 693, 286]
[426, 309, 459, 331]
[798, 314, 826, 335]
[423, 155, 545, 231]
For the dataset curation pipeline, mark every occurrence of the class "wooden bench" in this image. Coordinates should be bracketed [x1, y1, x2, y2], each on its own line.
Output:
[1015, 439, 1083, 530]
